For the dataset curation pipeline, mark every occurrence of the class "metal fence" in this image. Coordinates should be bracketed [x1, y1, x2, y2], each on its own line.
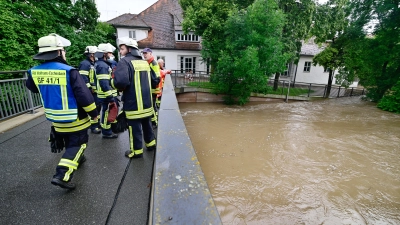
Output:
[0, 71, 42, 121]
[0, 70, 365, 121]
[170, 71, 366, 98]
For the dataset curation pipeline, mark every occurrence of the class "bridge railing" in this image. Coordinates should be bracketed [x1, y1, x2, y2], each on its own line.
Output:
[0, 71, 42, 121]
[170, 71, 366, 98]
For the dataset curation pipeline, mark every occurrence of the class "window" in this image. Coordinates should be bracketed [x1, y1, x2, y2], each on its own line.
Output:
[324, 67, 330, 73]
[176, 31, 200, 42]
[180, 56, 196, 73]
[157, 56, 166, 67]
[129, 30, 136, 39]
[283, 63, 290, 76]
[304, 61, 311, 72]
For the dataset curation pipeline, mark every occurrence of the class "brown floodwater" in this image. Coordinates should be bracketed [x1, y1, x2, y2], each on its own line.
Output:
[179, 97, 400, 225]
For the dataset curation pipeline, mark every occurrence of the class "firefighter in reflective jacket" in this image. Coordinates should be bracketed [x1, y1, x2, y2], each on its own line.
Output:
[141, 48, 161, 128]
[112, 37, 160, 158]
[94, 43, 119, 139]
[78, 46, 101, 134]
[156, 58, 171, 108]
[26, 33, 98, 190]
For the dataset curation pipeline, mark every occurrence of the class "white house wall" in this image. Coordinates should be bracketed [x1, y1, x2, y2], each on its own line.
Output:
[295, 56, 358, 87]
[150, 49, 207, 72]
[116, 28, 148, 41]
[295, 56, 335, 85]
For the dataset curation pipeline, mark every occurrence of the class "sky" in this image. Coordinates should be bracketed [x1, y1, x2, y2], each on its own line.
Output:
[96, 0, 329, 22]
[96, 0, 159, 21]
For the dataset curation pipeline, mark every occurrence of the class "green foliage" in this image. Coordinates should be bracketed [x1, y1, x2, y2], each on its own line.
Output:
[0, 0, 115, 76]
[181, 0, 288, 105]
[337, 0, 400, 105]
[377, 80, 400, 113]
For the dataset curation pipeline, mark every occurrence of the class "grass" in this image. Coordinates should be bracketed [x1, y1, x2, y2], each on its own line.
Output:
[186, 81, 312, 96]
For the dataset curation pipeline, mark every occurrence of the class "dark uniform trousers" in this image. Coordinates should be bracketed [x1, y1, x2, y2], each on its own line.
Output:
[90, 92, 101, 131]
[151, 94, 158, 126]
[99, 98, 117, 136]
[127, 117, 156, 153]
[55, 129, 88, 182]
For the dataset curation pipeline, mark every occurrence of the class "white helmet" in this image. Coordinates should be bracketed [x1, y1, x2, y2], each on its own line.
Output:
[33, 33, 71, 60]
[97, 43, 116, 53]
[37, 33, 71, 53]
[117, 37, 138, 49]
[84, 46, 98, 54]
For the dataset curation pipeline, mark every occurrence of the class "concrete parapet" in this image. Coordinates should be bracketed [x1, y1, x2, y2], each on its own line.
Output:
[150, 76, 222, 224]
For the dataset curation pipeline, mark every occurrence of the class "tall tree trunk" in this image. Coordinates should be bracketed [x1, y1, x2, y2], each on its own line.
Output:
[273, 72, 280, 91]
[326, 70, 334, 98]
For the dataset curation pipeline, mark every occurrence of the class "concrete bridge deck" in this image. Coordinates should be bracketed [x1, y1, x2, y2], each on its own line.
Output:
[0, 75, 222, 225]
[0, 114, 154, 224]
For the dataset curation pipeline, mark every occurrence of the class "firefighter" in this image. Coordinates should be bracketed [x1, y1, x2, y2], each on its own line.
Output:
[94, 43, 119, 139]
[78, 46, 101, 134]
[156, 58, 171, 108]
[112, 37, 159, 158]
[26, 33, 98, 190]
[141, 48, 161, 128]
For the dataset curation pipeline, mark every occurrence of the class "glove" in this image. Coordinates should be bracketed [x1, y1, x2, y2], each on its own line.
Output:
[111, 111, 128, 133]
[49, 126, 65, 153]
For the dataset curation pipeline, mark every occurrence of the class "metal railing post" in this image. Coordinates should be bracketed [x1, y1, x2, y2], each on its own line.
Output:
[308, 83, 311, 97]
[350, 87, 354, 96]
[323, 85, 327, 98]
[337, 86, 341, 98]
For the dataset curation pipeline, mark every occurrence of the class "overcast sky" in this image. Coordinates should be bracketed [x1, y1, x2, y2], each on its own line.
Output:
[96, 0, 329, 22]
[96, 0, 159, 21]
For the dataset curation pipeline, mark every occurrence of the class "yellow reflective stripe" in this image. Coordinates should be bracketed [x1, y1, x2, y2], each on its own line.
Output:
[145, 139, 156, 147]
[101, 110, 111, 129]
[79, 70, 89, 75]
[63, 168, 74, 182]
[46, 114, 77, 121]
[150, 63, 161, 77]
[125, 108, 153, 119]
[86, 83, 91, 88]
[83, 103, 96, 112]
[59, 158, 78, 170]
[129, 126, 134, 151]
[97, 74, 109, 79]
[90, 117, 99, 123]
[54, 122, 90, 132]
[134, 71, 143, 110]
[53, 117, 90, 127]
[111, 79, 116, 89]
[45, 108, 77, 114]
[60, 85, 68, 110]
[134, 149, 143, 155]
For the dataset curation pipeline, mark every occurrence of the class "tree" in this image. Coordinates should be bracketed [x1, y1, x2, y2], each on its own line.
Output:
[181, 0, 288, 104]
[311, 0, 349, 98]
[342, 0, 400, 102]
[273, 0, 316, 90]
[0, 0, 115, 74]
[214, 0, 288, 104]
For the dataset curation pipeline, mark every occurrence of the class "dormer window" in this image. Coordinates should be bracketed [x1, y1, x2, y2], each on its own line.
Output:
[176, 31, 200, 42]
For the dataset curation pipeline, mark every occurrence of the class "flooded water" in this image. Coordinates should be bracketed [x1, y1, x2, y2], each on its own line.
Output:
[179, 97, 400, 225]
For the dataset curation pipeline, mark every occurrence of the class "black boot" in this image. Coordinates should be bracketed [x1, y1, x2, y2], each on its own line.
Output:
[51, 177, 76, 190]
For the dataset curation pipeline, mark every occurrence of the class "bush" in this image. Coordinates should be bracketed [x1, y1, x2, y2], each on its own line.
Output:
[377, 80, 400, 113]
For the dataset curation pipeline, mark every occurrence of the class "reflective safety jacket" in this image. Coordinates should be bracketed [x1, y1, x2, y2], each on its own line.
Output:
[156, 68, 171, 98]
[95, 58, 117, 100]
[146, 57, 161, 94]
[112, 53, 160, 119]
[78, 59, 97, 91]
[26, 60, 98, 132]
